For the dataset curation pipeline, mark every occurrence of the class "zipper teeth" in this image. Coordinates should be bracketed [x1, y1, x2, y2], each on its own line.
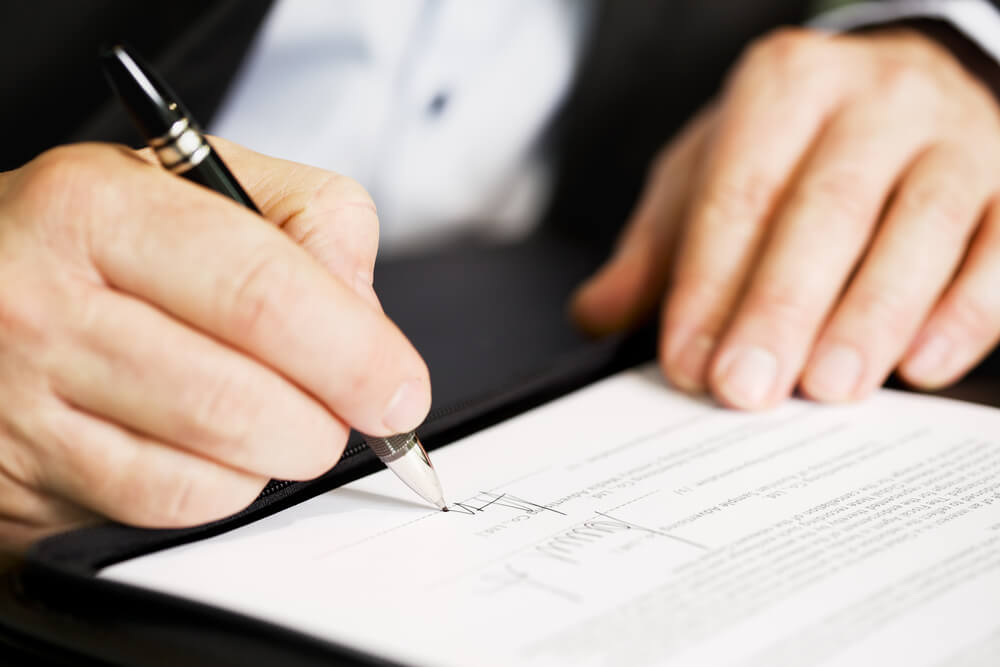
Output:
[257, 479, 295, 498]
[256, 439, 370, 499]
[426, 396, 480, 421]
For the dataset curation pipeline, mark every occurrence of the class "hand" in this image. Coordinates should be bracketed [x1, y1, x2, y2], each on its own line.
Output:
[573, 27, 1000, 409]
[0, 139, 430, 553]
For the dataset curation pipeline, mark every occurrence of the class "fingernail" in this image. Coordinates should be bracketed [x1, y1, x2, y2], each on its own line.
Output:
[806, 343, 863, 401]
[382, 379, 430, 433]
[715, 345, 777, 409]
[905, 333, 952, 380]
[671, 334, 714, 392]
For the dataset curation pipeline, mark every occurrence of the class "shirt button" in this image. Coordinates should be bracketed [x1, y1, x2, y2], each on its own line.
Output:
[426, 91, 449, 117]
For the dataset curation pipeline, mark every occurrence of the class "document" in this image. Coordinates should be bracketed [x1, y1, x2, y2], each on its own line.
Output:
[101, 364, 1000, 666]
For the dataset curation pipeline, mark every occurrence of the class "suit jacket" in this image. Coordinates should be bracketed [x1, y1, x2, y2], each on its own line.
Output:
[6, 1, 1000, 243]
[0, 0, 810, 239]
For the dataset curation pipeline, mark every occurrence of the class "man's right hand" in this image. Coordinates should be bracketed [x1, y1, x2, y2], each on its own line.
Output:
[0, 139, 430, 554]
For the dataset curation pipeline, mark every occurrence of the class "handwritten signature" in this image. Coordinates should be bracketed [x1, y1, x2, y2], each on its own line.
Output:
[447, 492, 567, 517]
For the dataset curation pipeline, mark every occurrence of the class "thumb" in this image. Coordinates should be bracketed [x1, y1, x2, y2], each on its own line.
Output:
[198, 137, 382, 309]
[571, 109, 715, 335]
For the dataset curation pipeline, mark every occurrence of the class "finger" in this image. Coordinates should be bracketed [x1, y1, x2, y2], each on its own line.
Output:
[34, 402, 268, 528]
[81, 147, 429, 437]
[659, 30, 849, 392]
[571, 108, 715, 335]
[209, 137, 382, 308]
[141, 138, 382, 308]
[801, 145, 992, 401]
[899, 199, 1000, 388]
[707, 97, 935, 410]
[49, 286, 347, 480]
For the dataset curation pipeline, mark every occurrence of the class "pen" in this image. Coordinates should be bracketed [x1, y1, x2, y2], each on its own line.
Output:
[100, 43, 447, 511]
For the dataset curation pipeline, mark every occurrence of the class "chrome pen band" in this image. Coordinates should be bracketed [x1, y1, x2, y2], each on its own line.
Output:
[369, 431, 446, 509]
[150, 117, 211, 173]
[365, 432, 420, 463]
[147, 117, 189, 147]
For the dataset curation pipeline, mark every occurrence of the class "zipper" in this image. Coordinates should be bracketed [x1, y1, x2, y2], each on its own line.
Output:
[253, 340, 641, 502]
[254, 400, 465, 500]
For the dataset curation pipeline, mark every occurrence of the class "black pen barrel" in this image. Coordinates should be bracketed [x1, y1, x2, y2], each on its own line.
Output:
[101, 43, 259, 214]
[100, 43, 186, 141]
[183, 150, 260, 213]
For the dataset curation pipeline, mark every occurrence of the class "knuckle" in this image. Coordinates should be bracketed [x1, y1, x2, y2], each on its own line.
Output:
[157, 471, 203, 526]
[223, 250, 297, 339]
[179, 368, 254, 456]
[325, 174, 380, 259]
[292, 218, 335, 260]
[131, 458, 237, 527]
[850, 287, 913, 339]
[800, 167, 874, 225]
[0, 415, 45, 492]
[747, 27, 822, 71]
[15, 145, 117, 214]
[965, 84, 1000, 129]
[317, 172, 378, 222]
[330, 174, 376, 211]
[9, 145, 132, 254]
[743, 284, 816, 334]
[34, 407, 109, 499]
[0, 276, 47, 343]
[665, 276, 729, 328]
[64, 283, 106, 342]
[699, 173, 776, 225]
[938, 293, 997, 343]
[897, 179, 971, 235]
[878, 61, 933, 101]
[124, 456, 252, 527]
[113, 457, 207, 527]
[168, 471, 263, 526]
[28, 406, 213, 528]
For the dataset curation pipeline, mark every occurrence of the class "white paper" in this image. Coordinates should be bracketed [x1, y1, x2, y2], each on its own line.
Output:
[101, 364, 1000, 666]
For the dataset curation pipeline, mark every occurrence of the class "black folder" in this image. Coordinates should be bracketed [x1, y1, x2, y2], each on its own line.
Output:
[5, 229, 998, 666]
[0, 231, 655, 666]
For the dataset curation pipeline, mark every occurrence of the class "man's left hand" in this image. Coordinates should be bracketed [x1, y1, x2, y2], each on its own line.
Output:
[573, 27, 1000, 409]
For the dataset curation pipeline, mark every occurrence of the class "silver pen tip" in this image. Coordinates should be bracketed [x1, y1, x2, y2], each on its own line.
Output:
[420, 485, 448, 512]
[366, 431, 447, 511]
[410, 479, 447, 511]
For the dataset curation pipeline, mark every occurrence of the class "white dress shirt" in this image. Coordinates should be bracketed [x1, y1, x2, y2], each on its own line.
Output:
[211, 0, 594, 254]
[211, 0, 1000, 255]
